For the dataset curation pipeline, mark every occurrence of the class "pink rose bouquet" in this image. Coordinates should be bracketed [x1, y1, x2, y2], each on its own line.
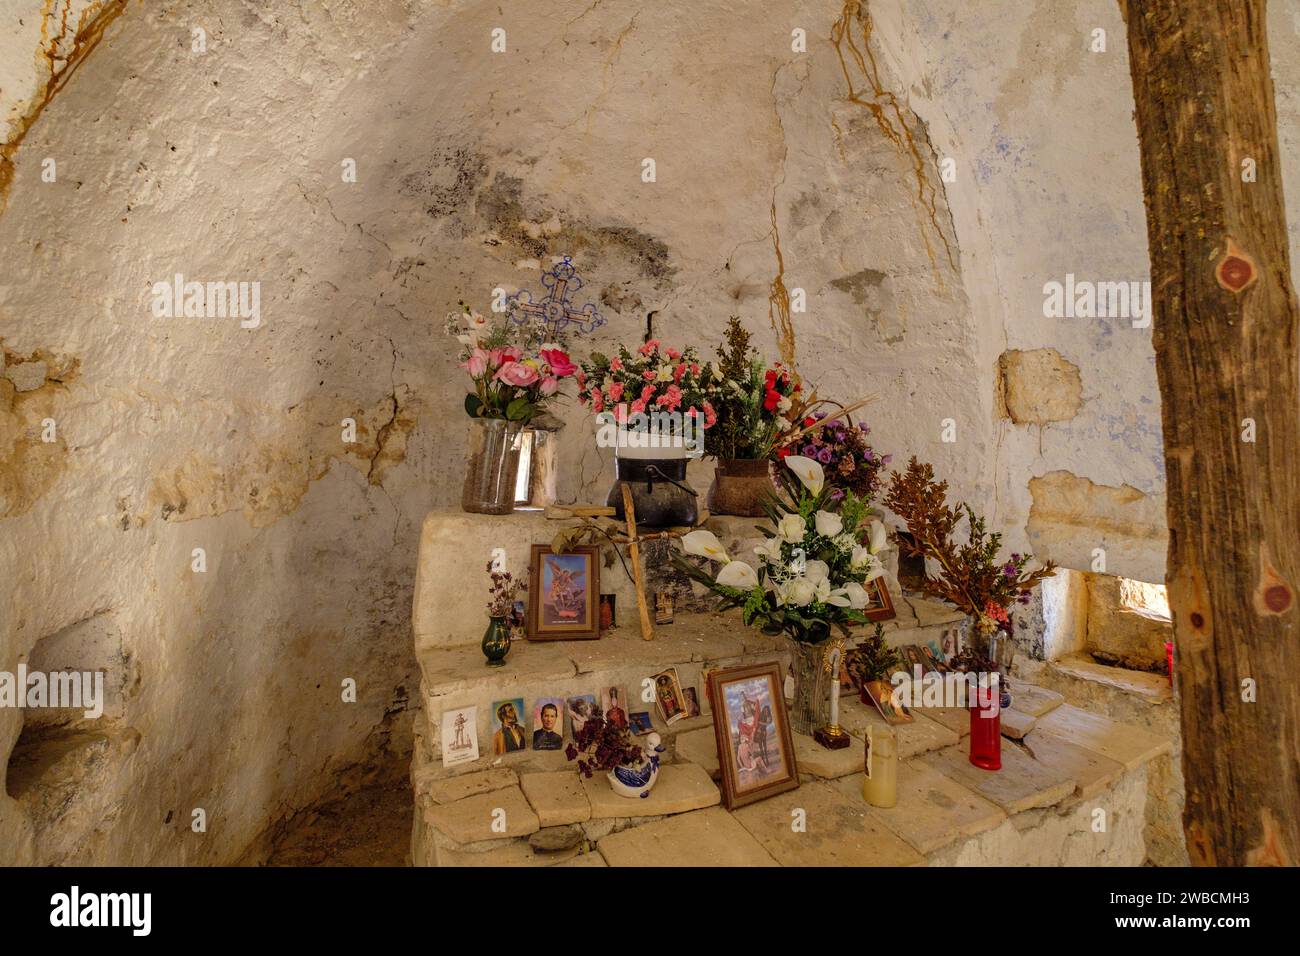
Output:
[576, 339, 717, 433]
[446, 303, 577, 422]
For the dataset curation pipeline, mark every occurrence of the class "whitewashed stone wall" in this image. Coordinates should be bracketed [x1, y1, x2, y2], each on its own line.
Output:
[3, 0, 1298, 864]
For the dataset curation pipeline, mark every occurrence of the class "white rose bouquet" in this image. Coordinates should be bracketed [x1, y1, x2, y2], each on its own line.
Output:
[671, 455, 888, 644]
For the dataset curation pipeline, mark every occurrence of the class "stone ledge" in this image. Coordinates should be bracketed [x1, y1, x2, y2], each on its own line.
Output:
[1031, 703, 1172, 770]
[920, 743, 1076, 815]
[429, 785, 540, 844]
[1047, 656, 1173, 702]
[520, 771, 592, 827]
[597, 806, 779, 867]
[732, 780, 925, 866]
[830, 761, 1006, 855]
[582, 762, 720, 818]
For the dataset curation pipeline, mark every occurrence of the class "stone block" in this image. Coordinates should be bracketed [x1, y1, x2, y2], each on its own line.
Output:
[793, 731, 864, 779]
[831, 761, 1005, 855]
[997, 348, 1082, 424]
[597, 807, 778, 867]
[419, 767, 517, 806]
[437, 838, 578, 867]
[555, 851, 608, 867]
[1032, 703, 1172, 770]
[999, 708, 1036, 740]
[431, 785, 540, 844]
[732, 780, 924, 866]
[529, 824, 584, 853]
[1008, 682, 1064, 718]
[921, 743, 1076, 814]
[582, 762, 719, 819]
[673, 726, 720, 778]
[520, 771, 592, 827]
[1020, 731, 1125, 800]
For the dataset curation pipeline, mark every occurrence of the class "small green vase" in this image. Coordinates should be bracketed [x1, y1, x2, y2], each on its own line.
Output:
[482, 616, 511, 667]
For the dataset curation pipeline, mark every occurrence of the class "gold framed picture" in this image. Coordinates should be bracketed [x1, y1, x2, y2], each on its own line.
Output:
[526, 544, 600, 640]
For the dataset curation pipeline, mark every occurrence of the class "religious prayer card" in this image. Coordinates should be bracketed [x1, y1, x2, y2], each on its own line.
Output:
[441, 705, 479, 768]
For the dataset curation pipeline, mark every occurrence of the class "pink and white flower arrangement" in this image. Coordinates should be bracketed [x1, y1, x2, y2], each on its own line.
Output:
[446, 303, 577, 422]
[577, 340, 717, 432]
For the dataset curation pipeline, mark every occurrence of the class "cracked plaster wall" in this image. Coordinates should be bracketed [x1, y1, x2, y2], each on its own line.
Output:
[3, 0, 1299, 863]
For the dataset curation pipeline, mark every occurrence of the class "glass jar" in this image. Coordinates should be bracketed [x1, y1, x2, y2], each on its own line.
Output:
[786, 630, 833, 736]
[461, 418, 524, 515]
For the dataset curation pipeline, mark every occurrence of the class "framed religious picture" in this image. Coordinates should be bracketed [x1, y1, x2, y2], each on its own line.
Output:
[490, 698, 528, 755]
[708, 662, 799, 810]
[683, 686, 702, 718]
[527, 545, 600, 640]
[651, 667, 688, 724]
[861, 577, 896, 622]
[531, 697, 565, 751]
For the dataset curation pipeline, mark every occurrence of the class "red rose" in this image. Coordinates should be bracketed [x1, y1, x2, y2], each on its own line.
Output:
[764, 388, 781, 412]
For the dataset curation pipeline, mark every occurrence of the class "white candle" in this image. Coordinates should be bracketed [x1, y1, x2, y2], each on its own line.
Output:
[828, 647, 841, 728]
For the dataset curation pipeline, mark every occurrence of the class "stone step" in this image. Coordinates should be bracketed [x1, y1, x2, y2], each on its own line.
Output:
[414, 604, 965, 770]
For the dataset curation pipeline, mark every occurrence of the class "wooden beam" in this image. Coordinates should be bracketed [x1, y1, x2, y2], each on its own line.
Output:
[1122, 0, 1300, 865]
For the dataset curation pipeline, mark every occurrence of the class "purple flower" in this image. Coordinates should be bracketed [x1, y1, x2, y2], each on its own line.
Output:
[1002, 562, 1017, 578]
[814, 411, 828, 421]
[817, 447, 834, 464]
[802, 444, 817, 457]
[830, 489, 845, 502]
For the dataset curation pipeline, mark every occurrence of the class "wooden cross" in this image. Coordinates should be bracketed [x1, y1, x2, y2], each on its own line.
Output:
[510, 257, 606, 339]
[545, 485, 699, 642]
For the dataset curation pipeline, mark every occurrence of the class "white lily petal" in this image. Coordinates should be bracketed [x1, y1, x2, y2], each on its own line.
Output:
[826, 588, 851, 608]
[842, 581, 870, 610]
[682, 529, 729, 563]
[869, 519, 887, 554]
[862, 565, 886, 584]
[715, 561, 759, 589]
[784, 455, 825, 495]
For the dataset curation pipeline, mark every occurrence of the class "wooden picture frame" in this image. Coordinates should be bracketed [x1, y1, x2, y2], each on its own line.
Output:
[527, 544, 600, 640]
[862, 577, 897, 622]
[707, 661, 800, 810]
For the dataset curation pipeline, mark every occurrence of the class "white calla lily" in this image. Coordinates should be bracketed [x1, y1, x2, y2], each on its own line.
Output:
[826, 587, 852, 607]
[842, 581, 870, 609]
[682, 529, 730, 563]
[850, 545, 872, 570]
[814, 510, 843, 537]
[784, 455, 825, 495]
[715, 561, 759, 589]
[861, 562, 886, 584]
[869, 519, 887, 554]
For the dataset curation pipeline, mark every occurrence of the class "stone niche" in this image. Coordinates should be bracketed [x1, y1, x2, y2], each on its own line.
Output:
[4, 613, 141, 866]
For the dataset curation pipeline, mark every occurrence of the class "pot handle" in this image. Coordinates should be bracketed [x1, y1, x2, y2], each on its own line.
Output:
[644, 464, 697, 498]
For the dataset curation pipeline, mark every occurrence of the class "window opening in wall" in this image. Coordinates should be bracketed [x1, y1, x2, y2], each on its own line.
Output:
[1119, 577, 1170, 620]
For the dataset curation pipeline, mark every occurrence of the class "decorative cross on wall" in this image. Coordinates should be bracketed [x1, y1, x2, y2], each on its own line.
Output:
[509, 256, 606, 339]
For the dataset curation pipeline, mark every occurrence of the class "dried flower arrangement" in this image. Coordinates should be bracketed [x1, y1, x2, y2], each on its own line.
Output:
[486, 560, 526, 619]
[882, 457, 1056, 640]
[565, 714, 644, 777]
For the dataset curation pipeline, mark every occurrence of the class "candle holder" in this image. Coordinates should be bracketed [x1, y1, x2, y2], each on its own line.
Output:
[813, 724, 852, 749]
[813, 643, 851, 749]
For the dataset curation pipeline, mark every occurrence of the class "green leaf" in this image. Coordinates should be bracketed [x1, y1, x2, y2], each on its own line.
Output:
[464, 394, 483, 418]
[506, 398, 534, 421]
